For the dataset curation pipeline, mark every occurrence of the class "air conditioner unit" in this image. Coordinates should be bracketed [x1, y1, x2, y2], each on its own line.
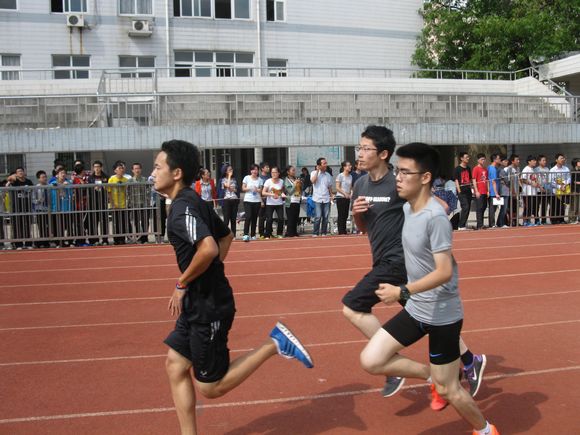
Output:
[66, 14, 84, 28]
[129, 20, 153, 37]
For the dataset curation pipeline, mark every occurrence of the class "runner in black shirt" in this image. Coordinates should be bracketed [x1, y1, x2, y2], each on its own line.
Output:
[153, 140, 313, 435]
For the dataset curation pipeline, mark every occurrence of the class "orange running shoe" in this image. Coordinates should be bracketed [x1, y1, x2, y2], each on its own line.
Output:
[429, 384, 449, 411]
[472, 423, 500, 435]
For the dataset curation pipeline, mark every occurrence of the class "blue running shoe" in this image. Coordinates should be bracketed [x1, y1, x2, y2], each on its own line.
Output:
[270, 322, 314, 368]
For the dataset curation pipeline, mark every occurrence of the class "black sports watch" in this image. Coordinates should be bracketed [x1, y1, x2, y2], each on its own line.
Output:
[399, 285, 411, 302]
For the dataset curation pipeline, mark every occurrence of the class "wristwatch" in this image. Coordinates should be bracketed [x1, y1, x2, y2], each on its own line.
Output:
[399, 285, 411, 302]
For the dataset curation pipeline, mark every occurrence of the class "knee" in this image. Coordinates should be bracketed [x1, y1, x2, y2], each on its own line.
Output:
[433, 381, 461, 403]
[196, 382, 224, 399]
[359, 350, 383, 375]
[165, 352, 190, 379]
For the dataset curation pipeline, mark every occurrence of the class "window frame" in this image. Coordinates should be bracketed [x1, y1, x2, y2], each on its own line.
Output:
[173, 50, 254, 78]
[173, 0, 250, 20]
[266, 0, 284, 22]
[0, 154, 26, 177]
[119, 55, 156, 78]
[267, 58, 287, 77]
[119, 0, 154, 16]
[0, 0, 18, 11]
[52, 54, 91, 80]
[50, 0, 88, 13]
[0, 54, 21, 81]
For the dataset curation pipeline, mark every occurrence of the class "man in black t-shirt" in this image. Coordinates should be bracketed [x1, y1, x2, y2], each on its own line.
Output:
[453, 152, 473, 230]
[153, 140, 313, 435]
[7, 167, 34, 249]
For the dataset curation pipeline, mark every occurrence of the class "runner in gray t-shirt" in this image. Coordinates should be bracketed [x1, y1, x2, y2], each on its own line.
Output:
[361, 143, 498, 435]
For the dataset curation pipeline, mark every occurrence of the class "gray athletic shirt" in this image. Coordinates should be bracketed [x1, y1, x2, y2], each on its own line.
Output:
[351, 171, 405, 266]
[403, 197, 463, 325]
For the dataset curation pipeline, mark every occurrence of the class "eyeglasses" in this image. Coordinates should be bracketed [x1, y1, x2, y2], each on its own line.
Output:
[355, 146, 378, 153]
[393, 168, 427, 178]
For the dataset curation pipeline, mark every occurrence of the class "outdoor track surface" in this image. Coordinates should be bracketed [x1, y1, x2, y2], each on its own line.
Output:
[1, 224, 579, 434]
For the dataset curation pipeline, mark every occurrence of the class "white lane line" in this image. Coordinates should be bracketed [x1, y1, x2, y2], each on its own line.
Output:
[0, 365, 578, 424]
[3, 244, 580, 274]
[3, 266, 580, 290]
[1, 319, 578, 367]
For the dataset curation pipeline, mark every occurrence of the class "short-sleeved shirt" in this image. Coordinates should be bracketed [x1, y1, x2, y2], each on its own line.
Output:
[220, 178, 238, 200]
[471, 165, 488, 195]
[505, 165, 521, 195]
[262, 178, 285, 206]
[335, 173, 353, 198]
[108, 175, 128, 208]
[311, 170, 333, 203]
[403, 197, 463, 326]
[521, 166, 538, 196]
[242, 175, 263, 203]
[351, 172, 405, 266]
[487, 165, 499, 197]
[167, 188, 235, 323]
[453, 166, 472, 194]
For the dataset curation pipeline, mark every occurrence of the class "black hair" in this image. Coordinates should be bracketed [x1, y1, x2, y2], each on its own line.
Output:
[509, 154, 519, 164]
[458, 151, 469, 159]
[249, 164, 259, 172]
[490, 153, 500, 161]
[360, 125, 396, 161]
[132, 162, 142, 168]
[259, 161, 270, 170]
[53, 159, 65, 168]
[395, 142, 440, 187]
[340, 161, 351, 172]
[316, 157, 326, 166]
[93, 160, 103, 167]
[112, 160, 125, 170]
[555, 153, 565, 160]
[476, 153, 485, 160]
[537, 154, 546, 161]
[526, 155, 537, 163]
[160, 139, 200, 186]
[14, 166, 25, 172]
[36, 170, 46, 178]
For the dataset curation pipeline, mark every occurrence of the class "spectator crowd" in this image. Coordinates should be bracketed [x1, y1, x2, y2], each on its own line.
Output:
[1, 150, 579, 250]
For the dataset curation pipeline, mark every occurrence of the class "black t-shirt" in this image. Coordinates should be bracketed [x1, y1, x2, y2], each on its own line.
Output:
[167, 187, 235, 322]
[453, 165, 472, 194]
[10, 178, 34, 212]
[351, 171, 405, 266]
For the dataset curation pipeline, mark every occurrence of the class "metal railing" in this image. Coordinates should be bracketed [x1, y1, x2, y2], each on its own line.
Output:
[1, 92, 578, 131]
[0, 182, 162, 248]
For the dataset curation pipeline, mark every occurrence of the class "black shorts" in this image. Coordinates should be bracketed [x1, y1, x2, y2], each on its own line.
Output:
[164, 314, 234, 383]
[342, 260, 407, 313]
[383, 309, 462, 365]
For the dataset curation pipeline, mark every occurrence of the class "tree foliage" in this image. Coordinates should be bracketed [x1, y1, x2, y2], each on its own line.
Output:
[412, 0, 580, 72]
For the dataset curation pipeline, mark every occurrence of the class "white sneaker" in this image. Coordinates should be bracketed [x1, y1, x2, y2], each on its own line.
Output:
[457, 227, 467, 231]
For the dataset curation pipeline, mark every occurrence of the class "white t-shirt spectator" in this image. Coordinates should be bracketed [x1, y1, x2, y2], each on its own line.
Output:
[263, 178, 285, 206]
[521, 165, 538, 196]
[242, 175, 263, 203]
[335, 173, 352, 198]
[311, 170, 333, 203]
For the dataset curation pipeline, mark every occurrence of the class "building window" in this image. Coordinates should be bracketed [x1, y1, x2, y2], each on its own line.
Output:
[0, 0, 17, 10]
[0, 54, 20, 80]
[173, 0, 249, 19]
[55, 152, 91, 172]
[174, 51, 253, 77]
[51, 0, 87, 13]
[267, 59, 287, 77]
[52, 55, 90, 79]
[119, 0, 153, 15]
[119, 55, 155, 77]
[266, 0, 284, 21]
[0, 154, 25, 176]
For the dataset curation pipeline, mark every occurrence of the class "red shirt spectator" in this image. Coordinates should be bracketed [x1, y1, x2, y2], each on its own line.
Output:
[472, 164, 488, 195]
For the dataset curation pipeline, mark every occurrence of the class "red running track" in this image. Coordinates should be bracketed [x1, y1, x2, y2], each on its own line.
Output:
[1, 225, 579, 434]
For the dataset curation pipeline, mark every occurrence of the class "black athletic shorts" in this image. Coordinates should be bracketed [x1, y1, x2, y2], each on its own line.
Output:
[342, 260, 407, 313]
[164, 314, 234, 383]
[383, 309, 463, 365]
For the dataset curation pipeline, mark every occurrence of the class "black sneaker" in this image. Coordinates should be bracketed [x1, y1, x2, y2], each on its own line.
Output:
[382, 376, 405, 397]
[464, 354, 487, 397]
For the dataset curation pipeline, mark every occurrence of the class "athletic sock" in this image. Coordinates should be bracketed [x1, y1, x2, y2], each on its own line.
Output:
[475, 421, 491, 434]
[461, 350, 474, 368]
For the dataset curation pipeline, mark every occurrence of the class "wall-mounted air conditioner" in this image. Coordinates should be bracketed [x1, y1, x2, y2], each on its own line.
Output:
[66, 14, 84, 28]
[129, 20, 153, 37]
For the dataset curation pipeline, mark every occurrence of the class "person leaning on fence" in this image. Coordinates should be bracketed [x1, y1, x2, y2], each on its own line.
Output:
[283, 165, 302, 238]
[549, 153, 570, 225]
[7, 167, 34, 249]
[535, 155, 551, 225]
[108, 161, 130, 245]
[129, 163, 149, 244]
[72, 161, 90, 246]
[569, 158, 580, 224]
[87, 161, 109, 245]
[335, 160, 353, 235]
[487, 154, 502, 228]
[497, 156, 510, 228]
[471, 154, 489, 230]
[33, 171, 50, 248]
[504, 154, 521, 226]
[521, 155, 539, 227]
[50, 167, 74, 248]
[453, 152, 472, 231]
[241, 164, 263, 242]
